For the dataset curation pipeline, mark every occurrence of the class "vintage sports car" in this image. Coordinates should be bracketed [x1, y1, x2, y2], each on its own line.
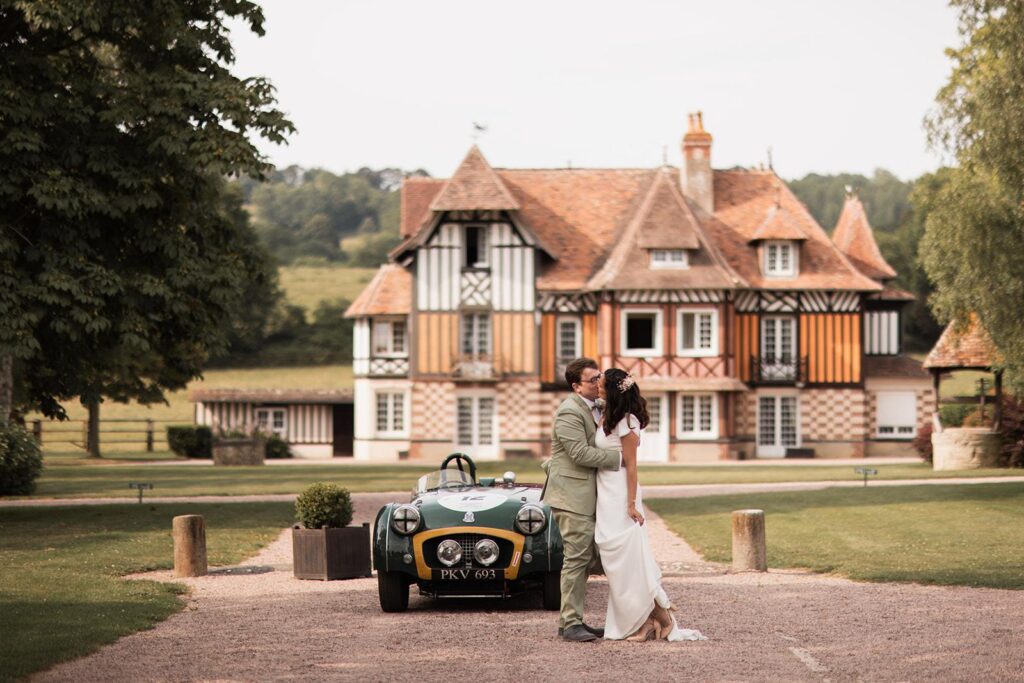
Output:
[373, 453, 563, 612]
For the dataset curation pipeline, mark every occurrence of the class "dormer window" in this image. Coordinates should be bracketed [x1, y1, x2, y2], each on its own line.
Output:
[463, 225, 489, 269]
[650, 249, 689, 269]
[764, 240, 797, 277]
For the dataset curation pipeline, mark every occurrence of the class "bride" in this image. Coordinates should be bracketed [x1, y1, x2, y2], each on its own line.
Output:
[594, 368, 706, 642]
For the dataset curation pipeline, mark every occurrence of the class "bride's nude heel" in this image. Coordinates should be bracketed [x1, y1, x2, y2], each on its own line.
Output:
[651, 604, 675, 639]
[626, 616, 658, 641]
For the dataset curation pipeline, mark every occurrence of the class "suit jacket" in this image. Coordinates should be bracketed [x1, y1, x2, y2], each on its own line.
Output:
[541, 393, 621, 516]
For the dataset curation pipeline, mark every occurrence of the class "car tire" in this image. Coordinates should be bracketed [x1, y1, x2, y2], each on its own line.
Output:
[542, 571, 561, 611]
[378, 570, 409, 612]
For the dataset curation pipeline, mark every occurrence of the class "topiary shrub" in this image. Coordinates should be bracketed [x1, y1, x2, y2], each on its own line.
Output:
[295, 482, 352, 529]
[265, 434, 292, 459]
[166, 426, 213, 458]
[0, 423, 44, 496]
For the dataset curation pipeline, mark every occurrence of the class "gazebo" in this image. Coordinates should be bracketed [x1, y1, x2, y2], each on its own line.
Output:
[923, 314, 1003, 469]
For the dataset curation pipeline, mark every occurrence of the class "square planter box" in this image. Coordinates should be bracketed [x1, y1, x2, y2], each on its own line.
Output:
[213, 438, 266, 466]
[292, 524, 372, 580]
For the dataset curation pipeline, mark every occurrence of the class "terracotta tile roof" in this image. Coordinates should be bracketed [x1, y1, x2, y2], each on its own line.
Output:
[587, 169, 743, 291]
[868, 285, 915, 302]
[748, 202, 809, 242]
[831, 194, 897, 280]
[863, 354, 929, 379]
[400, 177, 444, 238]
[923, 314, 1001, 369]
[395, 151, 882, 293]
[709, 171, 882, 291]
[343, 264, 411, 318]
[429, 146, 520, 212]
[190, 388, 353, 404]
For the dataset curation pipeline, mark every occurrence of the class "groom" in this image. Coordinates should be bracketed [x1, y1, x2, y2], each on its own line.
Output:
[541, 357, 621, 642]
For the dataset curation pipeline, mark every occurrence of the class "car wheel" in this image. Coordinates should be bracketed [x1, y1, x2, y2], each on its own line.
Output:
[542, 571, 561, 611]
[378, 570, 409, 612]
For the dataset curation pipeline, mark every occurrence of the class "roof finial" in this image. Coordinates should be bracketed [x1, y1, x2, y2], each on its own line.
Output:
[472, 121, 487, 143]
[844, 184, 855, 197]
[767, 146, 774, 171]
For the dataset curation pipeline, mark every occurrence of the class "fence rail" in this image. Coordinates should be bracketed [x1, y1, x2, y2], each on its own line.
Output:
[31, 418, 185, 451]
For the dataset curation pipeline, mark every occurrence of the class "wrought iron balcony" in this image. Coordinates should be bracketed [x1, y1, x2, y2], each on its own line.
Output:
[750, 355, 808, 385]
[451, 354, 502, 382]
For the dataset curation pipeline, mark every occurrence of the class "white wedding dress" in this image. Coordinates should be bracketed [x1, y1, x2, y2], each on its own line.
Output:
[594, 414, 706, 641]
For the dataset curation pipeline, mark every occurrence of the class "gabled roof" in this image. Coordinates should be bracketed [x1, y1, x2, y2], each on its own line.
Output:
[709, 171, 882, 291]
[396, 164, 882, 293]
[428, 146, 520, 212]
[832, 193, 897, 281]
[748, 200, 809, 242]
[587, 169, 743, 291]
[923, 314, 1001, 370]
[343, 264, 411, 318]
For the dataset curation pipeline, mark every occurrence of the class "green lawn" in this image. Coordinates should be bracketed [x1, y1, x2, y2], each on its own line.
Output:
[0, 503, 295, 682]
[27, 364, 353, 454]
[649, 482, 1024, 589]
[277, 264, 377, 316]
[20, 461, 1024, 499]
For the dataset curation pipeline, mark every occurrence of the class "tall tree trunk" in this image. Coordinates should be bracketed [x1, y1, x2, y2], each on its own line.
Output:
[0, 354, 12, 427]
[86, 397, 101, 458]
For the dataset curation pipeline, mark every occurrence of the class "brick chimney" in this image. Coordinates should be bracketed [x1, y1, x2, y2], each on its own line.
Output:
[681, 111, 713, 214]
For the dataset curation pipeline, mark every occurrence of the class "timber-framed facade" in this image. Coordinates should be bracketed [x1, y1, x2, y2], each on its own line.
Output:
[345, 113, 933, 462]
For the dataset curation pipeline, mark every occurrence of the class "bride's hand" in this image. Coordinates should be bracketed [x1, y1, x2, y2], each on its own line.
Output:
[628, 505, 644, 525]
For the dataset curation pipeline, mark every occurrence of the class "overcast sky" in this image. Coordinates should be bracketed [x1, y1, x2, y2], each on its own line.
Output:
[229, 0, 961, 181]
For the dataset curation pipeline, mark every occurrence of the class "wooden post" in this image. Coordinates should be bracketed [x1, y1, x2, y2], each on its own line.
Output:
[146, 419, 154, 452]
[731, 509, 767, 572]
[932, 370, 942, 432]
[32, 420, 42, 443]
[172, 515, 208, 577]
[994, 370, 1003, 432]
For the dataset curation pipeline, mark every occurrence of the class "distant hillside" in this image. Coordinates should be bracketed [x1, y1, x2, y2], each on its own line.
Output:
[787, 169, 913, 233]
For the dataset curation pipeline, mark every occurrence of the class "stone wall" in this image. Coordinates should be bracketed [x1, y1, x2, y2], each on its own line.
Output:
[932, 427, 1001, 470]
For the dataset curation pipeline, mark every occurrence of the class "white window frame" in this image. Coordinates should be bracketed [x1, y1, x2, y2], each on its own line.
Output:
[677, 308, 718, 357]
[875, 391, 916, 439]
[372, 319, 407, 358]
[676, 393, 718, 439]
[255, 407, 287, 438]
[374, 391, 407, 437]
[764, 240, 798, 278]
[756, 392, 801, 457]
[460, 312, 491, 356]
[650, 249, 689, 270]
[454, 392, 498, 450]
[463, 224, 489, 269]
[556, 316, 582, 377]
[620, 307, 664, 357]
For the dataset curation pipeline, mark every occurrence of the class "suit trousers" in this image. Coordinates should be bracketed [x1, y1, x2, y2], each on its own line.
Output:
[552, 507, 596, 629]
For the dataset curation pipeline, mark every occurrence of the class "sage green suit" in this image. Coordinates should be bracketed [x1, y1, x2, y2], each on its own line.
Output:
[541, 394, 620, 630]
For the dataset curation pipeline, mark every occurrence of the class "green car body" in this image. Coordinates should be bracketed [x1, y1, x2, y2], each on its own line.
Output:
[373, 454, 564, 612]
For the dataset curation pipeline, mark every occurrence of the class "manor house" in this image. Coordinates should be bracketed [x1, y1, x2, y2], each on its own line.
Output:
[344, 114, 933, 462]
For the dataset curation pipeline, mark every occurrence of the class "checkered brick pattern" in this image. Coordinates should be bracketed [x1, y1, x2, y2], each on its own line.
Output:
[800, 389, 867, 441]
[411, 380, 455, 440]
[865, 387, 937, 437]
[735, 392, 758, 438]
[498, 380, 541, 440]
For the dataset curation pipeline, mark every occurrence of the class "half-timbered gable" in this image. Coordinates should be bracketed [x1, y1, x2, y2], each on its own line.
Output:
[347, 114, 933, 462]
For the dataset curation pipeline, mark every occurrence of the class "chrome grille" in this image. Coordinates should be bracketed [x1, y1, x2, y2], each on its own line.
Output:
[459, 535, 479, 568]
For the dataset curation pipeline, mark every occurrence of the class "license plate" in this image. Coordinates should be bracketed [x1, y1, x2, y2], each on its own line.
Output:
[432, 568, 503, 581]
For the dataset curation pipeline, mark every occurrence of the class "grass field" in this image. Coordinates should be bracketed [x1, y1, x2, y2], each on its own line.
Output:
[649, 482, 1024, 589]
[277, 264, 377, 316]
[0, 502, 295, 682]
[20, 461, 1024, 499]
[27, 365, 353, 454]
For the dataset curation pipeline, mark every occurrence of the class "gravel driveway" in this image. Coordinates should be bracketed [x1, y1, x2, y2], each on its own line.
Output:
[34, 493, 1024, 682]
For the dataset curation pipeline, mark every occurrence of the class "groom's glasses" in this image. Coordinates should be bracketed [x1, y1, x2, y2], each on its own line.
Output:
[582, 374, 603, 385]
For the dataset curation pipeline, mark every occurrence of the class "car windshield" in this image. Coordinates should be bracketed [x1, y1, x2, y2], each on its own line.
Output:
[416, 469, 474, 493]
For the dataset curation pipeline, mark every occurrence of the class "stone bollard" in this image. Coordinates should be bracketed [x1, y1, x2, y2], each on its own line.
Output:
[172, 515, 208, 577]
[731, 509, 767, 572]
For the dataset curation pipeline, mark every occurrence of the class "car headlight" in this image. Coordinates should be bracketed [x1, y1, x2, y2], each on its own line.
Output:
[437, 539, 462, 567]
[515, 504, 546, 535]
[391, 504, 421, 535]
[474, 538, 499, 566]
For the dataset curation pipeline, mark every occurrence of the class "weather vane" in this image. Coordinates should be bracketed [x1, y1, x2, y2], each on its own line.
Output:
[472, 121, 487, 142]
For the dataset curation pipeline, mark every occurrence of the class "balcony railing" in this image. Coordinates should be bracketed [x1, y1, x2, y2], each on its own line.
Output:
[451, 354, 501, 381]
[750, 355, 808, 385]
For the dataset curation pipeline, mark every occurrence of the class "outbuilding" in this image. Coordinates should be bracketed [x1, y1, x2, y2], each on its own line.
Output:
[190, 388, 354, 459]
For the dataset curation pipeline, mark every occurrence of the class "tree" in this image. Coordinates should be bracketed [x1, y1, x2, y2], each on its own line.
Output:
[0, 2, 293, 445]
[921, 0, 1024, 384]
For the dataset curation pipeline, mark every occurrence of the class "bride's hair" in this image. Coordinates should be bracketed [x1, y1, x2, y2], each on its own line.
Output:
[601, 368, 649, 436]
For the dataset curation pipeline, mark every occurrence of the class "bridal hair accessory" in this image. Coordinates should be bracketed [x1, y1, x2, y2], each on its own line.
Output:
[617, 373, 636, 392]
